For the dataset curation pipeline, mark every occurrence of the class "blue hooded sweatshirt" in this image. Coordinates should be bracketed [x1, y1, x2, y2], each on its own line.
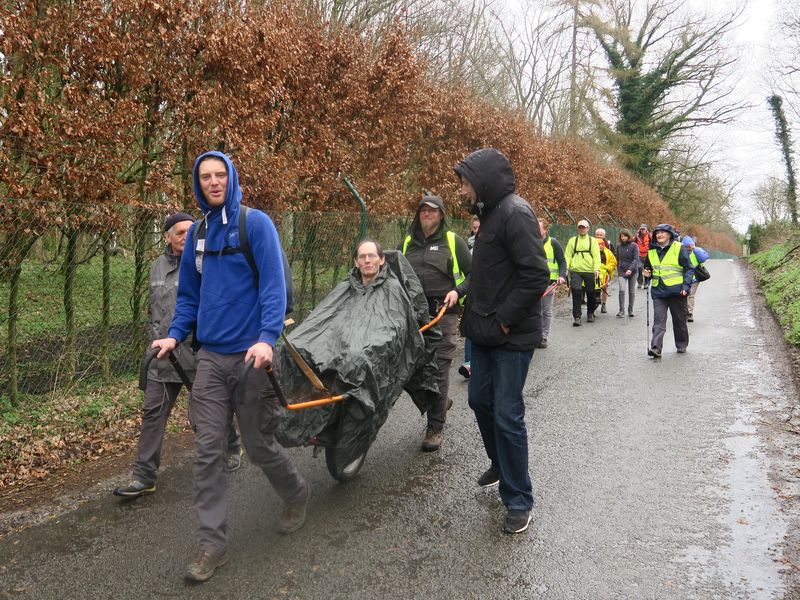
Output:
[167, 151, 286, 353]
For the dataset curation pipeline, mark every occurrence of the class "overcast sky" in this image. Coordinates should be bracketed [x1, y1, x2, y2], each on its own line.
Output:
[700, 0, 785, 232]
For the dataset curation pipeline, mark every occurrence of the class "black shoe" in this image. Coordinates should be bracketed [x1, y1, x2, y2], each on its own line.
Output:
[677, 348, 687, 354]
[185, 549, 228, 582]
[628, 312, 634, 317]
[687, 314, 694, 322]
[477, 466, 500, 487]
[458, 363, 471, 379]
[502, 509, 531, 534]
[573, 317, 581, 327]
[587, 313, 595, 323]
[113, 480, 155, 498]
[647, 347, 662, 358]
[538, 339, 548, 348]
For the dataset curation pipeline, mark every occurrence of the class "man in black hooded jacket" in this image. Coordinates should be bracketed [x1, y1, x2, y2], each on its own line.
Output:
[454, 148, 550, 534]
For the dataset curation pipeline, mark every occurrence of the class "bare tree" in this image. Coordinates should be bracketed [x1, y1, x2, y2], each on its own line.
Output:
[583, 0, 746, 185]
[752, 177, 791, 224]
[489, 4, 572, 132]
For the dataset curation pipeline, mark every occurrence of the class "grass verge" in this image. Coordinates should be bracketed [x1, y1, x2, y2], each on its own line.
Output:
[749, 235, 800, 345]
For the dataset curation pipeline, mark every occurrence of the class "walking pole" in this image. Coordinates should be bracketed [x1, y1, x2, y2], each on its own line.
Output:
[645, 284, 651, 353]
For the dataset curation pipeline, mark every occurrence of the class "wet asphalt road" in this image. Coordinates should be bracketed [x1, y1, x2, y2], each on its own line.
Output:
[1, 258, 798, 599]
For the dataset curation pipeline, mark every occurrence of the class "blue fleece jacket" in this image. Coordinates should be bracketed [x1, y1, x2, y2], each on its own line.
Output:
[167, 151, 286, 353]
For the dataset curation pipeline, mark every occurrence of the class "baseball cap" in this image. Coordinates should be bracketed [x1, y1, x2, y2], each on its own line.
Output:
[419, 196, 444, 211]
[577, 219, 590, 228]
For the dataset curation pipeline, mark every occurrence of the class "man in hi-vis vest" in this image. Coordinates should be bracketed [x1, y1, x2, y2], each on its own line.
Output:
[402, 195, 471, 452]
[642, 223, 695, 358]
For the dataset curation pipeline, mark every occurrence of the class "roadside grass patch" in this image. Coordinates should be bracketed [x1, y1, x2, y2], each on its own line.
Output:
[750, 238, 800, 345]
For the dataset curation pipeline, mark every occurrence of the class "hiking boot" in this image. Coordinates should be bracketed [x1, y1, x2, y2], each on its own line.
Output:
[637, 284, 642, 289]
[502, 509, 532, 534]
[628, 312, 635, 317]
[458, 362, 471, 379]
[113, 480, 155, 499]
[538, 338, 548, 348]
[587, 313, 595, 323]
[573, 317, 581, 327]
[477, 465, 500, 487]
[226, 447, 244, 472]
[601, 303, 607, 313]
[677, 348, 687, 354]
[616, 311, 624, 318]
[278, 482, 310, 535]
[185, 549, 228, 582]
[421, 427, 442, 452]
[687, 313, 694, 322]
[647, 347, 662, 358]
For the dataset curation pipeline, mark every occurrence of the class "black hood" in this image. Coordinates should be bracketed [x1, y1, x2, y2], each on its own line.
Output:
[454, 148, 516, 215]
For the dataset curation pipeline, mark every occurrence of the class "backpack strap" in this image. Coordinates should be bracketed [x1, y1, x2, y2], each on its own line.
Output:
[193, 205, 258, 289]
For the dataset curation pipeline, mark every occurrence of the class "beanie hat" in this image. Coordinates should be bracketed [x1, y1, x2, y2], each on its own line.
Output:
[164, 212, 194, 232]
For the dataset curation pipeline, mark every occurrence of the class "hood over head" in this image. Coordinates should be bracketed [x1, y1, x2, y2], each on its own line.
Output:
[682, 235, 695, 247]
[652, 223, 679, 244]
[454, 148, 516, 215]
[192, 151, 242, 223]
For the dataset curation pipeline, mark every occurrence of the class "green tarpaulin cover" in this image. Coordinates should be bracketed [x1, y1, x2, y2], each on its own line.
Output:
[275, 251, 440, 466]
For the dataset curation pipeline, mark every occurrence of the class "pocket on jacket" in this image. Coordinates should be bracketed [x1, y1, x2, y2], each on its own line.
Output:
[462, 303, 506, 346]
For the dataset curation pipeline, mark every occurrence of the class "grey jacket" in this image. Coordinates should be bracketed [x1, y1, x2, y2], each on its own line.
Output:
[147, 249, 196, 383]
[616, 240, 640, 277]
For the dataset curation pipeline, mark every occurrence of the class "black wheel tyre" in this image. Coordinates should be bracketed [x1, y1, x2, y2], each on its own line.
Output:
[325, 446, 367, 482]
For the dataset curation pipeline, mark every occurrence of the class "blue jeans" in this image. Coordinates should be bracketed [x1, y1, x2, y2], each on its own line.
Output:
[468, 344, 534, 511]
[464, 338, 472, 363]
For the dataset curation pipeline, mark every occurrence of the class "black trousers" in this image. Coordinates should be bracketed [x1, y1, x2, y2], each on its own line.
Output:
[570, 271, 597, 318]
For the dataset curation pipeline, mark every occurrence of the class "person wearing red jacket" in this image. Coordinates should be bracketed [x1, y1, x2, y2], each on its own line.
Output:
[635, 224, 651, 288]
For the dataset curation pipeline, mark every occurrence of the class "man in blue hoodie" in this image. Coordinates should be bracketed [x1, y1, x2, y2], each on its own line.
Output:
[152, 152, 308, 583]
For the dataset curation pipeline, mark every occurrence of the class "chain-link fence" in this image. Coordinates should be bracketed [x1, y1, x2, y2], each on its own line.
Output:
[0, 203, 475, 407]
[1, 201, 730, 407]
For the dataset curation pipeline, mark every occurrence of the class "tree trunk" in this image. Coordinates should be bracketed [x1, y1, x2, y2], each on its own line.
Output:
[100, 232, 111, 381]
[62, 227, 78, 382]
[6, 265, 23, 406]
[3, 235, 39, 406]
[131, 211, 150, 354]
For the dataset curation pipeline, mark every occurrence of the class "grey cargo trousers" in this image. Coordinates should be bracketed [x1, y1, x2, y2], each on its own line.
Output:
[133, 380, 240, 486]
[190, 348, 306, 552]
[427, 312, 458, 432]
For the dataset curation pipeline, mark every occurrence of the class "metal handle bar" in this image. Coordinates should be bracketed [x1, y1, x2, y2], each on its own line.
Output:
[139, 345, 194, 391]
[238, 356, 289, 409]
